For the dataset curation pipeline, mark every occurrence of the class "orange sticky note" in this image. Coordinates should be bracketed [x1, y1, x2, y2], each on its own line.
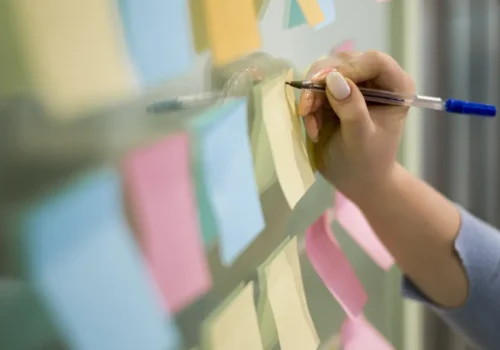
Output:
[334, 191, 394, 270]
[306, 212, 367, 318]
[296, 0, 325, 26]
[123, 133, 211, 313]
[341, 315, 394, 350]
[203, 0, 262, 65]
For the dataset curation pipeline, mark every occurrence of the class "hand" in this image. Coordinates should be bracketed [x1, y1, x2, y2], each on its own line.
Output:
[298, 51, 415, 204]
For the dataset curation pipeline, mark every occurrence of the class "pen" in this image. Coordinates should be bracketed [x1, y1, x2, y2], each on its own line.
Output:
[285, 80, 497, 117]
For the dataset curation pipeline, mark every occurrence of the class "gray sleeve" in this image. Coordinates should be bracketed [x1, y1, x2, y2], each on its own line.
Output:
[402, 207, 500, 350]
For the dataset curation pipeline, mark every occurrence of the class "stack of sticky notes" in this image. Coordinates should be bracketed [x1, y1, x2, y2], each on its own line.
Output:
[257, 69, 316, 208]
[258, 237, 319, 350]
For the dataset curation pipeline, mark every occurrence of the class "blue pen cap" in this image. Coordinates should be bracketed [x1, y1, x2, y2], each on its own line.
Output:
[445, 99, 497, 117]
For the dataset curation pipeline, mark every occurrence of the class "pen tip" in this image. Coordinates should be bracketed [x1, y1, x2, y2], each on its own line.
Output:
[285, 81, 303, 89]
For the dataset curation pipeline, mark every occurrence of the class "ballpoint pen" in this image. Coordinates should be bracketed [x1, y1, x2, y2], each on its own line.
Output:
[285, 80, 497, 117]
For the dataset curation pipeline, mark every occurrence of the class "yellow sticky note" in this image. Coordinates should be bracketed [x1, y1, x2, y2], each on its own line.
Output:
[203, 0, 262, 65]
[251, 84, 277, 194]
[189, 0, 209, 53]
[201, 282, 264, 350]
[260, 237, 319, 350]
[1, 0, 136, 117]
[297, 0, 325, 26]
[260, 70, 315, 208]
[254, 0, 271, 19]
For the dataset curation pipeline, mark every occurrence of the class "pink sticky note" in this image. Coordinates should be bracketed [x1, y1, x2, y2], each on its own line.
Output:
[123, 133, 211, 313]
[330, 40, 354, 55]
[341, 315, 394, 350]
[334, 191, 394, 270]
[305, 213, 367, 318]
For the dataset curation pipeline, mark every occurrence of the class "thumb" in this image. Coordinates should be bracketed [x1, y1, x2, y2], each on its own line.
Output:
[325, 72, 374, 142]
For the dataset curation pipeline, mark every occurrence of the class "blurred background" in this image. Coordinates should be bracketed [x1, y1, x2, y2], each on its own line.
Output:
[0, 0, 498, 349]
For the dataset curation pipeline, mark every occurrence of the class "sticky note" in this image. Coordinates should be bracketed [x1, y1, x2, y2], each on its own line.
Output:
[254, 0, 272, 19]
[201, 282, 264, 350]
[260, 70, 315, 208]
[284, 0, 307, 28]
[330, 40, 355, 56]
[341, 315, 394, 350]
[189, 0, 210, 53]
[203, 0, 262, 65]
[334, 191, 394, 270]
[251, 83, 277, 194]
[1, 0, 136, 116]
[19, 169, 177, 350]
[118, 0, 194, 86]
[192, 99, 265, 264]
[286, 0, 325, 27]
[261, 237, 319, 350]
[123, 133, 211, 313]
[315, 0, 336, 29]
[305, 212, 367, 318]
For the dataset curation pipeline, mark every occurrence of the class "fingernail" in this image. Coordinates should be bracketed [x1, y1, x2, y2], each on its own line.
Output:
[312, 68, 335, 81]
[326, 72, 351, 101]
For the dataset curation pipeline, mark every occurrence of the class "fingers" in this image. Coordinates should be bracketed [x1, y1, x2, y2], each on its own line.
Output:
[335, 51, 415, 94]
[325, 72, 375, 142]
[299, 68, 332, 141]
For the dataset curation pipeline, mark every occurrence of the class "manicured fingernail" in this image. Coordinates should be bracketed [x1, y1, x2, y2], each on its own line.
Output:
[312, 68, 335, 82]
[326, 72, 351, 101]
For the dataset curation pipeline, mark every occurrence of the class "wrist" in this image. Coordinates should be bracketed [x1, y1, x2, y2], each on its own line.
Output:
[351, 163, 408, 212]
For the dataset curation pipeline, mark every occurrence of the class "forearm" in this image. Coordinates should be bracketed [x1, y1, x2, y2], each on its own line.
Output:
[355, 164, 468, 307]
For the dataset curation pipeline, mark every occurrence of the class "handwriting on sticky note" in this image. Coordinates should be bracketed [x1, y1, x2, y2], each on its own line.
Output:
[305, 213, 367, 318]
[118, 0, 194, 86]
[334, 192, 394, 270]
[22, 169, 177, 350]
[192, 99, 265, 264]
[341, 315, 394, 350]
[203, 0, 261, 65]
[123, 133, 211, 313]
[9, 0, 136, 116]
[260, 70, 315, 208]
[202, 282, 264, 350]
[315, 0, 336, 29]
[263, 237, 319, 350]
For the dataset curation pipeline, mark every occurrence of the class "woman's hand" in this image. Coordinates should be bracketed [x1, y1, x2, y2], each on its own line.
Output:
[298, 51, 415, 204]
[300, 51, 468, 309]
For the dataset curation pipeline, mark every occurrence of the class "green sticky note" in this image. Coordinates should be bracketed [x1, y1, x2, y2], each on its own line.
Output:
[284, 0, 307, 28]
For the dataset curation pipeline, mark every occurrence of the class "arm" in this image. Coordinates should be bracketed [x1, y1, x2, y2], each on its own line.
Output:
[358, 164, 500, 349]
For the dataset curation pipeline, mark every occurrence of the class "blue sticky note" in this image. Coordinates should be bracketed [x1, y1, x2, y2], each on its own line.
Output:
[118, 0, 194, 86]
[315, 0, 336, 29]
[21, 169, 178, 350]
[192, 100, 265, 265]
[285, 0, 307, 28]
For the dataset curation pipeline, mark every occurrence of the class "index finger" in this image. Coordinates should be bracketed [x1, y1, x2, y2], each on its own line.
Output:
[317, 51, 415, 95]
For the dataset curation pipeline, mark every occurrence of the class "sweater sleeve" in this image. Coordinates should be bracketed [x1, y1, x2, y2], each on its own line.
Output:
[402, 207, 500, 350]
